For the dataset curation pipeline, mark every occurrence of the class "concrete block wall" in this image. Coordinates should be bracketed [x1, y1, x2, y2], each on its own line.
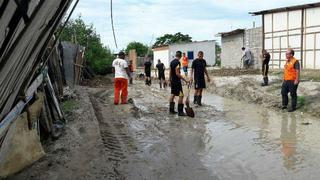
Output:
[221, 27, 263, 69]
[221, 33, 244, 68]
[245, 27, 263, 69]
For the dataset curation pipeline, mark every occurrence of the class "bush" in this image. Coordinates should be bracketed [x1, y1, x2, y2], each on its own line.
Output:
[58, 16, 115, 75]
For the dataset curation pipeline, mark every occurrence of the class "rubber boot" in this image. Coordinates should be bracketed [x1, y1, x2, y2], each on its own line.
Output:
[193, 96, 198, 104]
[169, 102, 177, 114]
[178, 104, 186, 116]
[198, 96, 202, 106]
[265, 77, 269, 86]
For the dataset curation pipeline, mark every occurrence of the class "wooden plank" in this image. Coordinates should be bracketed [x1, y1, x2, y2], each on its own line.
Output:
[45, 74, 63, 120]
[0, 73, 43, 139]
[0, 0, 73, 121]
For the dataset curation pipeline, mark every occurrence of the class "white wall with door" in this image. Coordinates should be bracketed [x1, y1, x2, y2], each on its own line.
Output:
[169, 40, 216, 66]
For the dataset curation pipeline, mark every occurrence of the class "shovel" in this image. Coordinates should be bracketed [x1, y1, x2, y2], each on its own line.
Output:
[185, 83, 195, 118]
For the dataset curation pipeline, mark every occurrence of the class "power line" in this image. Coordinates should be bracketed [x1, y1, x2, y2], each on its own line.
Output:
[110, 0, 118, 49]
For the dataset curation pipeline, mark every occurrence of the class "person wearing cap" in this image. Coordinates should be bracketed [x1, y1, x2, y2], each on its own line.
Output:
[281, 48, 300, 112]
[112, 52, 130, 105]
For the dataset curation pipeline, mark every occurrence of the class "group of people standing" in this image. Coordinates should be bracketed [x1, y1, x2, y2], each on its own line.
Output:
[168, 51, 210, 116]
[259, 48, 300, 112]
[111, 47, 300, 114]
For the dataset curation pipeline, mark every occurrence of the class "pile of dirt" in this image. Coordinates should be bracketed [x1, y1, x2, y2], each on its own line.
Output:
[81, 75, 113, 88]
[209, 68, 260, 77]
[9, 87, 115, 180]
[207, 74, 320, 117]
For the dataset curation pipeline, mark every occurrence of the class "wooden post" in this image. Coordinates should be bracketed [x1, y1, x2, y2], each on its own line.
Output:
[45, 74, 64, 121]
[314, 33, 317, 69]
[129, 49, 137, 71]
[301, 9, 305, 69]
[262, 14, 265, 51]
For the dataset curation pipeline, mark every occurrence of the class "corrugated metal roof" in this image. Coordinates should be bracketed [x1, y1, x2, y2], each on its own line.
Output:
[250, 2, 320, 15]
[217, 29, 245, 37]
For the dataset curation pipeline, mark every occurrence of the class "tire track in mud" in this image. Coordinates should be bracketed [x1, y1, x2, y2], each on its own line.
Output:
[89, 90, 140, 179]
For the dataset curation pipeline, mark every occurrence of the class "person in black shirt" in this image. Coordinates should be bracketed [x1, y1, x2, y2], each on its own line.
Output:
[144, 59, 152, 86]
[190, 51, 210, 106]
[261, 49, 271, 86]
[169, 51, 188, 116]
[156, 59, 166, 88]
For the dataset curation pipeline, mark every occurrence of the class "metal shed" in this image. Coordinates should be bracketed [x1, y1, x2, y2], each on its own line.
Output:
[251, 3, 320, 69]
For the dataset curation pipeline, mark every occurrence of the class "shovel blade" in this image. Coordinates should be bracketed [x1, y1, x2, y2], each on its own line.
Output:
[185, 107, 195, 118]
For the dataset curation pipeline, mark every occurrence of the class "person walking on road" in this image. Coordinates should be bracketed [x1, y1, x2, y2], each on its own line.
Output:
[261, 49, 271, 86]
[156, 59, 166, 89]
[128, 60, 134, 84]
[281, 48, 300, 112]
[112, 52, 130, 105]
[190, 51, 210, 106]
[241, 47, 252, 69]
[181, 52, 189, 77]
[144, 59, 152, 86]
[169, 51, 188, 116]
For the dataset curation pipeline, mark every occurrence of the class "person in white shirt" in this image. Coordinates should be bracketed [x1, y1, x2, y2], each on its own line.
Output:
[112, 52, 130, 105]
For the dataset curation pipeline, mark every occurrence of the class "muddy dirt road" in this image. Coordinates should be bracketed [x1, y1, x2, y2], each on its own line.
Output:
[11, 78, 320, 180]
[89, 79, 320, 180]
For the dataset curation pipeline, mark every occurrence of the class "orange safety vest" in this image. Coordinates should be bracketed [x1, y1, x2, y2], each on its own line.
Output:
[284, 58, 298, 81]
[181, 57, 188, 67]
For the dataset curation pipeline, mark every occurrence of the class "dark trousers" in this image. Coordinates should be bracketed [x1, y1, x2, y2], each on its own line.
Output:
[281, 80, 298, 108]
[262, 64, 269, 77]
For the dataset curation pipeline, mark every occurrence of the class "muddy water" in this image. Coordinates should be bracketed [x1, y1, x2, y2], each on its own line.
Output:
[101, 82, 320, 180]
[201, 95, 320, 180]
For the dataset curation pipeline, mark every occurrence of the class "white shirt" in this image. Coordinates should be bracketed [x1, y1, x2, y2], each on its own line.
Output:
[112, 58, 128, 79]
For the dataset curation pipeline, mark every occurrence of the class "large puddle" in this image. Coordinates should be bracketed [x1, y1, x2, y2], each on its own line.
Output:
[201, 94, 320, 180]
[122, 85, 320, 180]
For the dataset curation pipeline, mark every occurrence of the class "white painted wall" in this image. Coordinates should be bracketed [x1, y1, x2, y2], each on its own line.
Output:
[263, 7, 320, 69]
[153, 49, 169, 68]
[304, 7, 320, 69]
[168, 41, 216, 66]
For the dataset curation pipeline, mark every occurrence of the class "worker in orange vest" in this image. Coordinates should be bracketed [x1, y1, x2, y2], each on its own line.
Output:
[181, 52, 189, 77]
[281, 48, 300, 112]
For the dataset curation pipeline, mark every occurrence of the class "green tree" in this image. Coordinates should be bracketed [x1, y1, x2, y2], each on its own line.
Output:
[215, 43, 221, 67]
[153, 32, 192, 47]
[58, 16, 114, 74]
[125, 41, 149, 57]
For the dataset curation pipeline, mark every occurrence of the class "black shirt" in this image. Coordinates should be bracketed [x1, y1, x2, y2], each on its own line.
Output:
[294, 60, 300, 70]
[170, 59, 181, 83]
[263, 53, 270, 65]
[156, 63, 165, 74]
[144, 61, 152, 72]
[192, 58, 207, 80]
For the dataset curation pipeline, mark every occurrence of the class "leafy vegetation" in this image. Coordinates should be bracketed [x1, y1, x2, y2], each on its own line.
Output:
[153, 32, 192, 47]
[125, 41, 149, 57]
[58, 16, 114, 75]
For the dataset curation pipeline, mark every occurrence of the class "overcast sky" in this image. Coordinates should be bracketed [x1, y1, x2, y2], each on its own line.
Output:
[70, 0, 317, 51]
